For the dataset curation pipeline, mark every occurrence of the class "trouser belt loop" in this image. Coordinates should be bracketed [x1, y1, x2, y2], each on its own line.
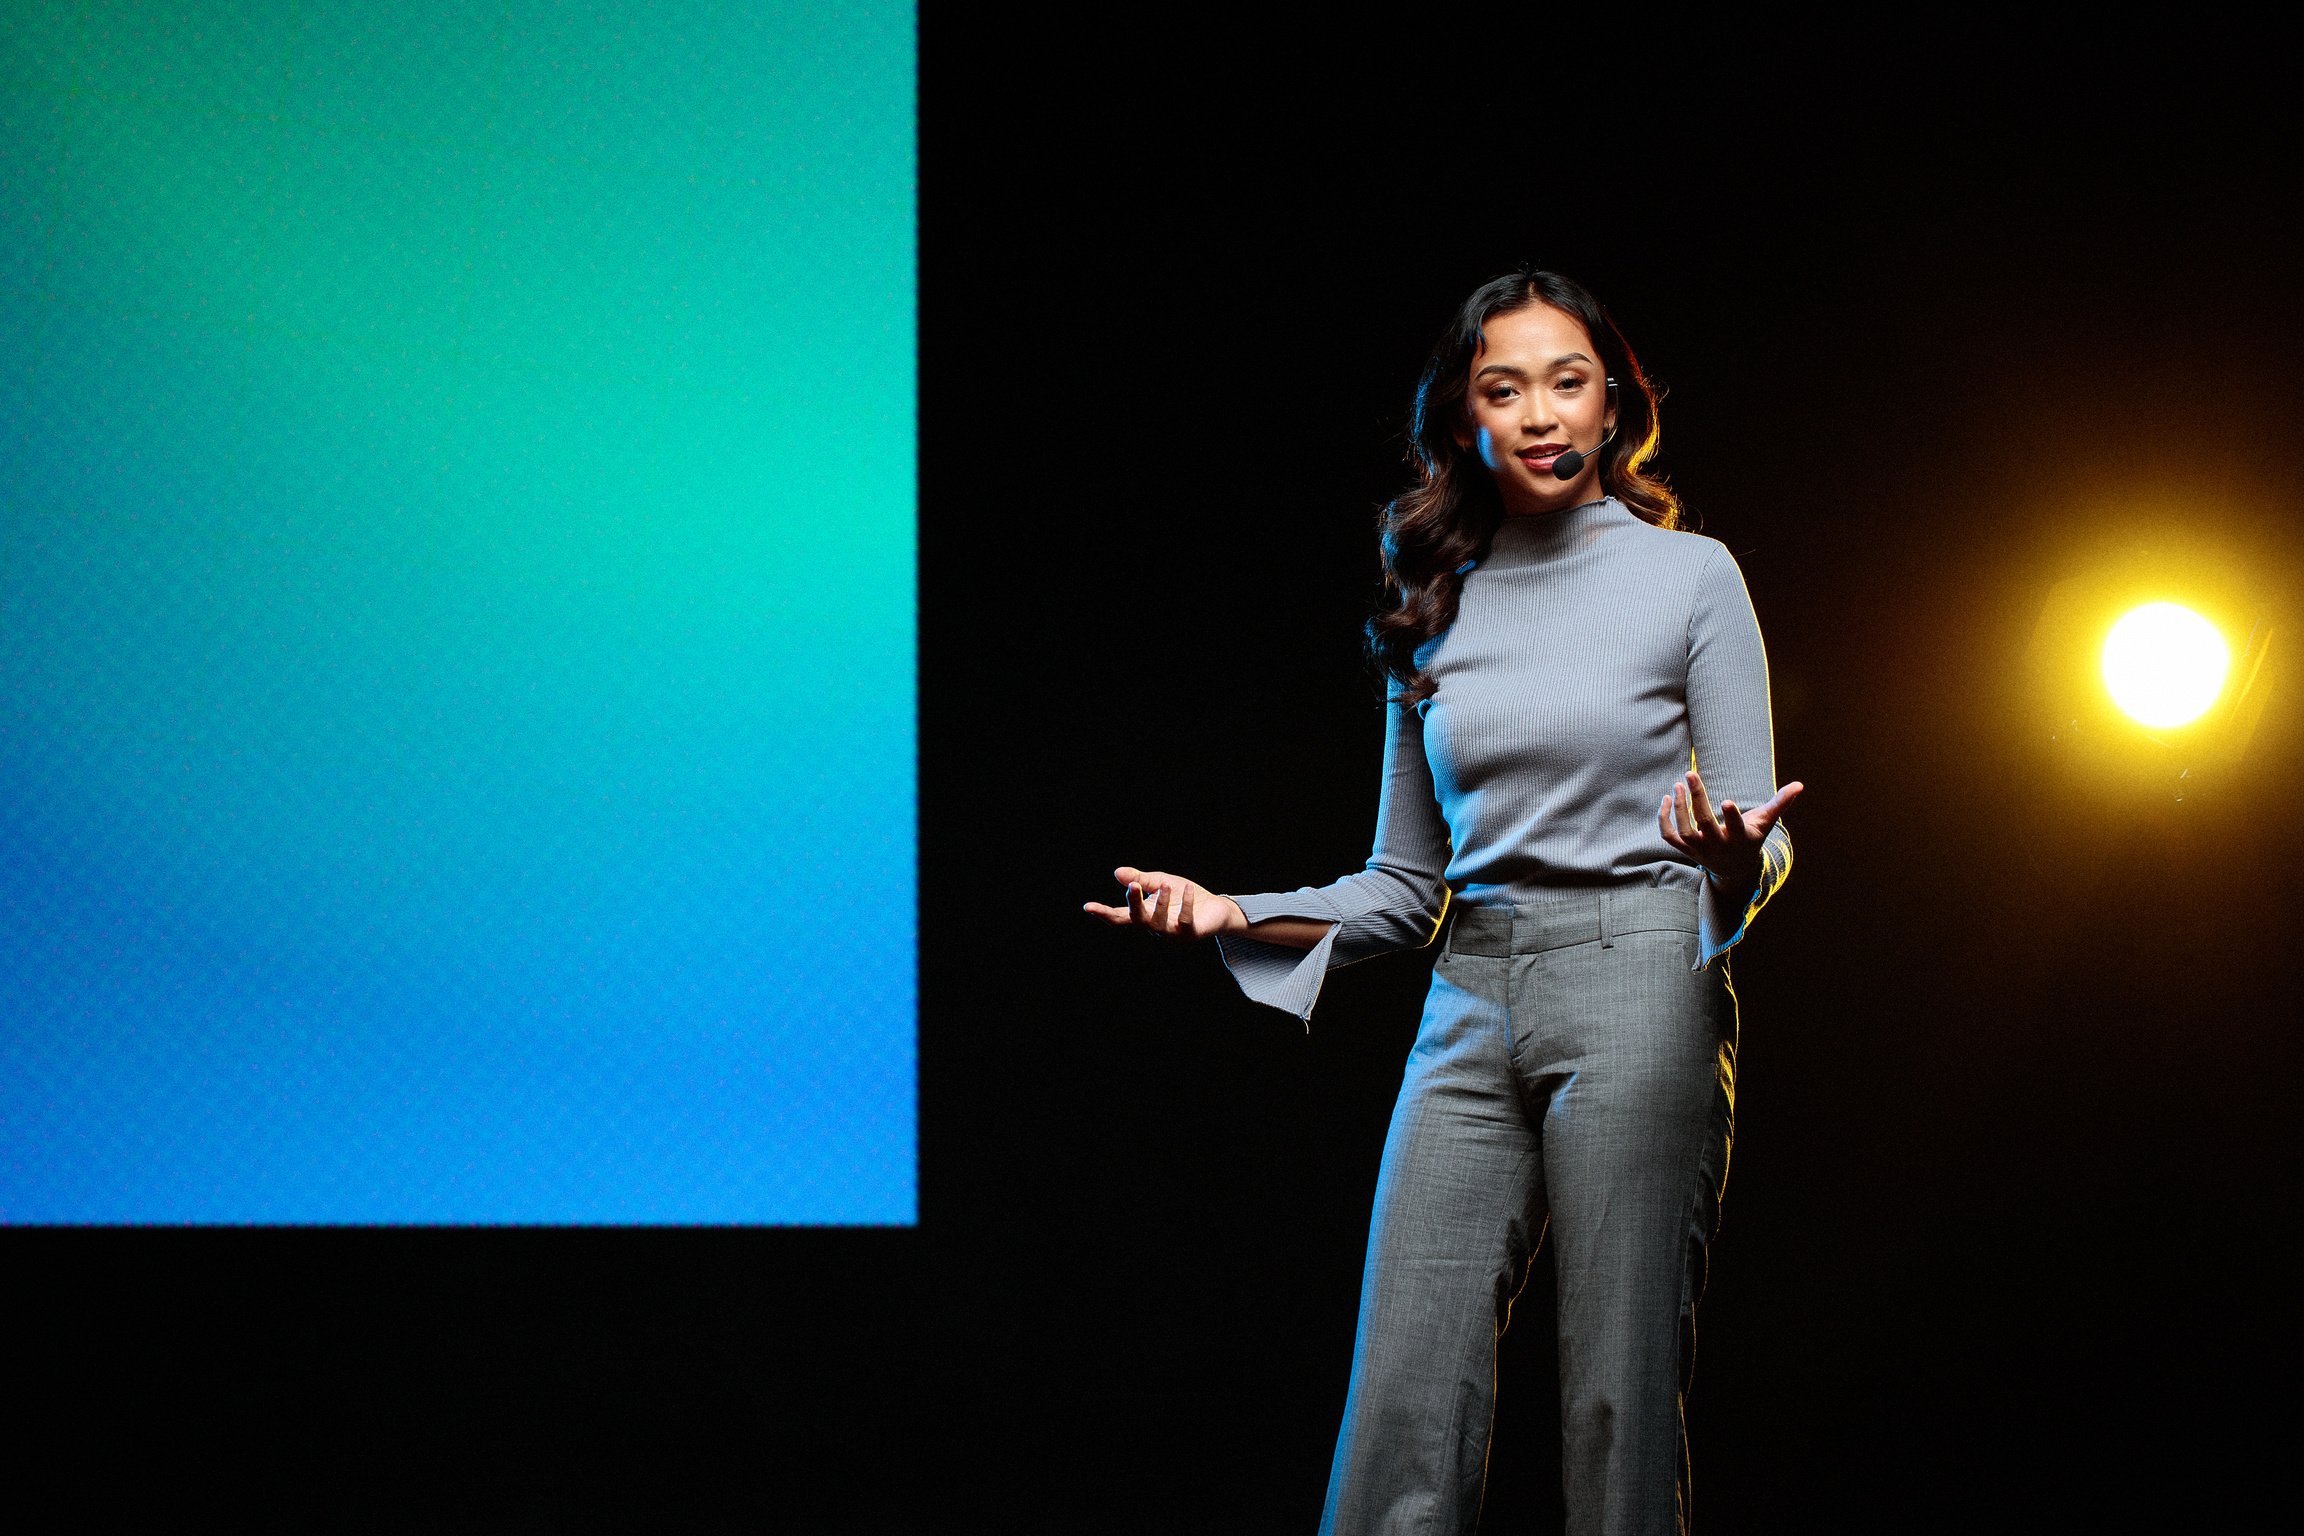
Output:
[1599, 890, 1615, 949]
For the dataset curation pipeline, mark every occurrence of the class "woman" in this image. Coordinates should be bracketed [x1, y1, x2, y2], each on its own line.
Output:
[1086, 270, 1803, 1534]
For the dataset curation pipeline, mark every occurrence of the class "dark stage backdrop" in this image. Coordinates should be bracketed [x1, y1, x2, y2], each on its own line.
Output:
[15, 14, 2303, 1532]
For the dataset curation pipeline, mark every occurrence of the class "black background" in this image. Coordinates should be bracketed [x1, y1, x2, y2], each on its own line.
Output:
[15, 15, 2304, 1532]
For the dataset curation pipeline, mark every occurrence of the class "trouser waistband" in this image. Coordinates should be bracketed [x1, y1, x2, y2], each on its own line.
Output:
[1444, 888, 1697, 957]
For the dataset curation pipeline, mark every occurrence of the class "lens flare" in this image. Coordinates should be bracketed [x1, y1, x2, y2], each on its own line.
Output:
[2100, 602, 2230, 728]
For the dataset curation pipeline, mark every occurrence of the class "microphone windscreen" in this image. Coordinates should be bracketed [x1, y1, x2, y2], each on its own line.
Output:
[1550, 449, 1587, 482]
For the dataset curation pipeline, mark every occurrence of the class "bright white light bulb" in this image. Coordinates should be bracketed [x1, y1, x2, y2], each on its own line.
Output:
[2100, 602, 2229, 728]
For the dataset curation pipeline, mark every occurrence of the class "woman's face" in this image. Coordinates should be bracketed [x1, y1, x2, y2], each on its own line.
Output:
[1456, 302, 1617, 517]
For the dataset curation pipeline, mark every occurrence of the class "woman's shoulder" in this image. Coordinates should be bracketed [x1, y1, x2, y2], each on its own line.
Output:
[1612, 510, 1737, 578]
[1603, 517, 1760, 641]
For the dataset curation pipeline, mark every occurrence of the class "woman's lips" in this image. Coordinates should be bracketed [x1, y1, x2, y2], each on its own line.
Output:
[1518, 446, 1567, 470]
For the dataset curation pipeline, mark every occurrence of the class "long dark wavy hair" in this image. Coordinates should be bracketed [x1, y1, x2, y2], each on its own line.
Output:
[1367, 270, 1683, 703]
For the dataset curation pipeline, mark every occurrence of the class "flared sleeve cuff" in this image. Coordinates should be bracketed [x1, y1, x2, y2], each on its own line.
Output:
[1694, 821, 1794, 970]
[1215, 890, 1345, 1025]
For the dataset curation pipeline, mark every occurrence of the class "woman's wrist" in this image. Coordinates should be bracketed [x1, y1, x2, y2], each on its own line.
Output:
[1221, 900, 1333, 951]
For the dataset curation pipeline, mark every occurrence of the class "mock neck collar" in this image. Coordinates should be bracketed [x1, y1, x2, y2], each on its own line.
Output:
[1478, 496, 1629, 570]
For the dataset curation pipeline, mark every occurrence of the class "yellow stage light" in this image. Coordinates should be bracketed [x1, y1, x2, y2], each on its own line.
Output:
[2026, 552, 2277, 803]
[2100, 602, 2230, 728]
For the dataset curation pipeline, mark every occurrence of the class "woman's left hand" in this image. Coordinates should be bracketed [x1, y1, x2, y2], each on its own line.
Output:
[1659, 769, 1804, 894]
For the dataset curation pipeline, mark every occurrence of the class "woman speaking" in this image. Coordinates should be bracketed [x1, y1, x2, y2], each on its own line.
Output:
[1086, 269, 1802, 1534]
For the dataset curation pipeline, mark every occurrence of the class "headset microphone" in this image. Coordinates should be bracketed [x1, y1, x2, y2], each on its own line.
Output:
[1548, 438, 1604, 481]
[1549, 377, 1620, 481]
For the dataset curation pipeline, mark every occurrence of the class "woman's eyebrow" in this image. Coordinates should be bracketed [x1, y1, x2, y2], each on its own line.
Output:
[1474, 352, 1593, 381]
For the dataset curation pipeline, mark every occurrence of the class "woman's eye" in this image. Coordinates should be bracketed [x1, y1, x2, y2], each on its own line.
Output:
[1557, 378, 1585, 392]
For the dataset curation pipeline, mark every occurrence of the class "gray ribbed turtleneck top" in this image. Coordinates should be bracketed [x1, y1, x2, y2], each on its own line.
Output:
[1217, 496, 1793, 1021]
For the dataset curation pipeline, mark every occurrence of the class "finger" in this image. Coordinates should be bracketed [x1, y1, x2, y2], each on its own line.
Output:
[1659, 792, 1690, 853]
[1747, 781, 1807, 836]
[1127, 881, 1150, 927]
[1686, 770, 1719, 830]
[1178, 882, 1197, 937]
[1717, 799, 1748, 842]
[1084, 901, 1134, 925]
[1674, 781, 1698, 840]
[1113, 865, 1146, 888]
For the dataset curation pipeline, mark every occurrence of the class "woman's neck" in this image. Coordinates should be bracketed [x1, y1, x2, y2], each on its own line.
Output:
[1501, 494, 1611, 520]
[1497, 471, 1609, 518]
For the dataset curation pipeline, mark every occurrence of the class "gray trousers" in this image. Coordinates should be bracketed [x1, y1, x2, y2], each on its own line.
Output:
[1320, 889, 1738, 1536]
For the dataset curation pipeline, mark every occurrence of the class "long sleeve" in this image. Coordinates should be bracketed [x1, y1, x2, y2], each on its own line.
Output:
[1215, 692, 1454, 1022]
[1685, 543, 1794, 968]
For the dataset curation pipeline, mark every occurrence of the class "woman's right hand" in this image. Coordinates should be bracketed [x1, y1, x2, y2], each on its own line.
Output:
[1083, 866, 1246, 942]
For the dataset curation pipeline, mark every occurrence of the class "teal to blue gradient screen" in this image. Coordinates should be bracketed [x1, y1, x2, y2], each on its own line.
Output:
[0, 3, 916, 1223]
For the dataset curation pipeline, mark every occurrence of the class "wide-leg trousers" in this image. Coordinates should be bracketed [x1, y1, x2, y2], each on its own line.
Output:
[1319, 888, 1739, 1536]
